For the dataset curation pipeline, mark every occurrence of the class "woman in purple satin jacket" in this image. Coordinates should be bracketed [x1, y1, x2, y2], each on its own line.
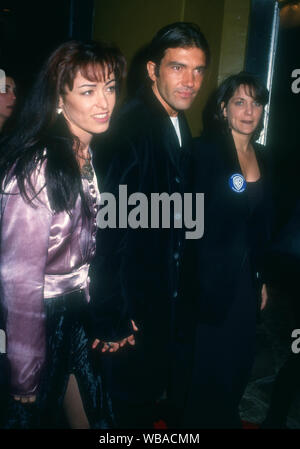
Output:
[0, 40, 125, 428]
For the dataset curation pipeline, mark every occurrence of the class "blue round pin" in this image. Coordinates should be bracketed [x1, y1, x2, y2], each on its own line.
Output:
[229, 173, 246, 193]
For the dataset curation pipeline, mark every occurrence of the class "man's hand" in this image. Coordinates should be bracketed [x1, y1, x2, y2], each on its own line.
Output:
[92, 339, 125, 352]
[13, 395, 36, 404]
[127, 320, 139, 346]
[92, 320, 139, 352]
[260, 283, 268, 310]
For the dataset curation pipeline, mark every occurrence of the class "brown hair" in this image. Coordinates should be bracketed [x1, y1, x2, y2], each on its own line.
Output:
[46, 40, 126, 106]
[0, 40, 126, 213]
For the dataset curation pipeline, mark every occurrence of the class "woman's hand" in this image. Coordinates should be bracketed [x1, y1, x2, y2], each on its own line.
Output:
[13, 395, 36, 404]
[92, 320, 139, 352]
[260, 283, 268, 310]
[127, 320, 139, 346]
[91, 339, 124, 352]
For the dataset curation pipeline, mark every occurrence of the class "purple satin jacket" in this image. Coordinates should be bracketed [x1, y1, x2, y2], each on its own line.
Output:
[0, 158, 100, 396]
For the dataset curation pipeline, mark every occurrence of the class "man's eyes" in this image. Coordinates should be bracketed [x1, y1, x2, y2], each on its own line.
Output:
[171, 66, 204, 74]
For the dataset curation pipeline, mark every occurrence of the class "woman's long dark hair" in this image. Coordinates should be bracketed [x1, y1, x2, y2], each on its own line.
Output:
[203, 71, 269, 142]
[0, 40, 126, 213]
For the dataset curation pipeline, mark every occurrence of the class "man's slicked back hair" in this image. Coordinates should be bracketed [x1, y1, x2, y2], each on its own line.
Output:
[148, 21, 210, 75]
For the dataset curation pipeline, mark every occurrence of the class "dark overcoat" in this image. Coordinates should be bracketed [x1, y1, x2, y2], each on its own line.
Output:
[181, 134, 274, 428]
[89, 86, 195, 405]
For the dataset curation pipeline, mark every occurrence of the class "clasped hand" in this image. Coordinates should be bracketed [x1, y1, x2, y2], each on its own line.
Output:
[13, 394, 36, 403]
[92, 320, 139, 352]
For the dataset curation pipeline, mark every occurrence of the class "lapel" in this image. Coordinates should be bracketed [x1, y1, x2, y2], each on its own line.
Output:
[217, 133, 265, 175]
[218, 132, 241, 175]
[179, 112, 193, 151]
[178, 113, 193, 186]
[253, 143, 267, 178]
[215, 133, 250, 219]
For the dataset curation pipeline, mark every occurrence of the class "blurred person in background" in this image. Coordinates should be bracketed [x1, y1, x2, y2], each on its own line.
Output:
[0, 70, 16, 134]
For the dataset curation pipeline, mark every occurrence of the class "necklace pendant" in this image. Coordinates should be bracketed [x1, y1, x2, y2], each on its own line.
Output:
[81, 160, 94, 182]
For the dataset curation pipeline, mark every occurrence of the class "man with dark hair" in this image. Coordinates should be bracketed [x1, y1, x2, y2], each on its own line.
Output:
[90, 22, 209, 428]
[148, 21, 210, 75]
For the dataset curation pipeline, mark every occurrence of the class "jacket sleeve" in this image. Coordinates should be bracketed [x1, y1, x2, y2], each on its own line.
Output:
[0, 168, 52, 396]
[88, 140, 141, 341]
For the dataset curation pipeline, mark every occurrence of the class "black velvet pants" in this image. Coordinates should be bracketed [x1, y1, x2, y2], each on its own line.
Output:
[1, 290, 114, 429]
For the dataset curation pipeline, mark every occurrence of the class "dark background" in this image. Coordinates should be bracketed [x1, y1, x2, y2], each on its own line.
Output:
[0, 0, 94, 92]
[268, 25, 300, 225]
[245, 0, 300, 227]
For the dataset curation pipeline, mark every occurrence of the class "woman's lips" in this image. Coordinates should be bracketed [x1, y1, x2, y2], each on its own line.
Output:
[92, 112, 110, 123]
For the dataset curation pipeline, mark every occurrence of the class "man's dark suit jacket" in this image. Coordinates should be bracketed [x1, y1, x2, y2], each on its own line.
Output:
[89, 86, 195, 403]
